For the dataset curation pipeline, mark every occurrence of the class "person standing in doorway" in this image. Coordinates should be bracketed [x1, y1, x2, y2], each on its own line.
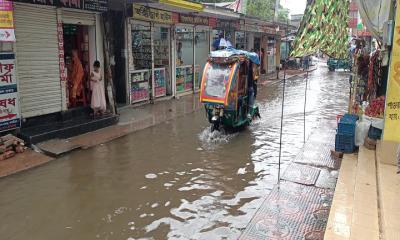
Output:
[69, 50, 84, 107]
[90, 61, 106, 117]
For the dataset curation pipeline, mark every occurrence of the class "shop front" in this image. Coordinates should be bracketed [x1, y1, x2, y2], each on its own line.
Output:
[234, 20, 246, 50]
[13, 0, 107, 118]
[128, 5, 175, 104]
[176, 14, 210, 94]
[245, 22, 279, 74]
[211, 19, 238, 51]
[267, 36, 277, 73]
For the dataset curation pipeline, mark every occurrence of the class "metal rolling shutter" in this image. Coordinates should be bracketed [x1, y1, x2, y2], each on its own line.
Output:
[62, 10, 96, 25]
[14, 3, 61, 118]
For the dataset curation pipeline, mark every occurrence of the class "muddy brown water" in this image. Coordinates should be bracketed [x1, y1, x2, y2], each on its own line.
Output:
[0, 65, 349, 240]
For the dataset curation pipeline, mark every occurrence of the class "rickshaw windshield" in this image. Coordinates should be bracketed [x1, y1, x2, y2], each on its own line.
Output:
[204, 63, 232, 98]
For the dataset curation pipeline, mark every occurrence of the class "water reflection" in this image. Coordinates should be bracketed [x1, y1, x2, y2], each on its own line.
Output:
[0, 66, 349, 240]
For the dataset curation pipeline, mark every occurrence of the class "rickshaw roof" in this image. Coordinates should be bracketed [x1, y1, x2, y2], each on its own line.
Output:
[210, 47, 261, 65]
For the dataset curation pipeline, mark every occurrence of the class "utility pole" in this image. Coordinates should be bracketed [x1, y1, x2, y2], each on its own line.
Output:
[240, 0, 248, 14]
[274, 0, 280, 21]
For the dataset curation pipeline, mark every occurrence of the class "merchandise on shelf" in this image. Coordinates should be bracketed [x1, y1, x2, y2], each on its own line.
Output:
[365, 96, 385, 118]
[154, 68, 167, 98]
[131, 70, 150, 103]
[132, 29, 152, 70]
[176, 65, 194, 92]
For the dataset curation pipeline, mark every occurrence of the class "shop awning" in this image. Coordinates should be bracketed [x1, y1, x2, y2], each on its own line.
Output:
[356, 0, 391, 41]
[291, 0, 349, 59]
[158, 0, 203, 12]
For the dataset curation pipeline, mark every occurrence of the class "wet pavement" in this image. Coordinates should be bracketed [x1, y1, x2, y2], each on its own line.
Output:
[0, 64, 350, 240]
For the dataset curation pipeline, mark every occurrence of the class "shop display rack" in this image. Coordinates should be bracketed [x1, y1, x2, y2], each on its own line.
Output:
[154, 68, 167, 98]
[130, 69, 150, 104]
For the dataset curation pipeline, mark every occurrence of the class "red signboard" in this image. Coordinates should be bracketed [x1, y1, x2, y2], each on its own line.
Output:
[349, 1, 358, 11]
[172, 12, 179, 24]
[357, 30, 372, 37]
[349, 18, 357, 28]
[208, 17, 217, 28]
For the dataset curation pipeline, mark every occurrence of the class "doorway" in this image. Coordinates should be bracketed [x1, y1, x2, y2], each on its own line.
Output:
[63, 24, 91, 109]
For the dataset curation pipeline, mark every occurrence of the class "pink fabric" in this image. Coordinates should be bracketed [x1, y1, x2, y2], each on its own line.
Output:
[90, 70, 106, 111]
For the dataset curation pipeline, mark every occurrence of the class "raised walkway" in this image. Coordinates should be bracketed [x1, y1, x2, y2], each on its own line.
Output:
[240, 126, 340, 240]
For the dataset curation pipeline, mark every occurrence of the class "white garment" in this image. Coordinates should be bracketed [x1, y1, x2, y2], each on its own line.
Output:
[90, 70, 106, 111]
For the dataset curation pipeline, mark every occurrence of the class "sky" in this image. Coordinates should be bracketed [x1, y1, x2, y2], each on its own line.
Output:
[280, 0, 307, 16]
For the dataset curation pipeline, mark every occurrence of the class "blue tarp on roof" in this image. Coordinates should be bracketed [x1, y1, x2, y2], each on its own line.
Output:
[210, 47, 261, 65]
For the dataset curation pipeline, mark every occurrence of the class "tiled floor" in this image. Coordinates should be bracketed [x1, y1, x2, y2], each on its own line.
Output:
[325, 144, 400, 240]
[378, 156, 400, 240]
[324, 147, 380, 240]
[240, 127, 339, 240]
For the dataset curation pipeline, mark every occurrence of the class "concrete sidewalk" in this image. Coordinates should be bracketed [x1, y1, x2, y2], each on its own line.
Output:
[239, 126, 340, 240]
[37, 93, 202, 156]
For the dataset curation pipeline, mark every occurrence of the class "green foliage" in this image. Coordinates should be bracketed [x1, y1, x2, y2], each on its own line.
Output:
[193, 0, 288, 22]
[246, 0, 275, 20]
[278, 7, 289, 22]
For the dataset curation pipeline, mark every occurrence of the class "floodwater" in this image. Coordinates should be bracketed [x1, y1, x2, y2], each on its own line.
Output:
[0, 64, 349, 240]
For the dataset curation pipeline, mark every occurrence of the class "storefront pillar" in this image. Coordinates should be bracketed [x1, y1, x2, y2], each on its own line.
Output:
[247, 32, 254, 51]
[57, 9, 68, 111]
[276, 37, 281, 68]
[95, 14, 105, 78]
[171, 28, 177, 98]
[124, 18, 130, 104]
[262, 35, 268, 74]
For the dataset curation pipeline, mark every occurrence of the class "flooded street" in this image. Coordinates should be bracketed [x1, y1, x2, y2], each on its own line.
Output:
[0, 65, 349, 240]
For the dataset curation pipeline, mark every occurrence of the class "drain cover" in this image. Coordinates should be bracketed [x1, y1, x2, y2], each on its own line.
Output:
[294, 146, 337, 169]
[240, 182, 334, 240]
[281, 163, 321, 186]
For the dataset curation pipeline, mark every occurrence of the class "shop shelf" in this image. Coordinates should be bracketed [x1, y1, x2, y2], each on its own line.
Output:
[335, 132, 355, 153]
[368, 126, 382, 140]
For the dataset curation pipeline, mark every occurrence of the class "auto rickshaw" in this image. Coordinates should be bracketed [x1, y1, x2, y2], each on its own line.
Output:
[200, 48, 261, 132]
[327, 58, 351, 71]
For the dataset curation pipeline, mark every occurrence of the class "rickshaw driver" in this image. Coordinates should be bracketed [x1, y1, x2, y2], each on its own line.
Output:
[247, 59, 260, 119]
[247, 61, 256, 119]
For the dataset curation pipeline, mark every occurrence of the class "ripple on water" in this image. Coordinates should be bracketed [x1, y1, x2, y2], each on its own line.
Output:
[145, 173, 158, 179]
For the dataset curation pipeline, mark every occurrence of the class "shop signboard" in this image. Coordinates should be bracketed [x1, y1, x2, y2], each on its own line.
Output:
[356, 30, 371, 37]
[383, 6, 400, 143]
[84, 0, 107, 12]
[0, 0, 15, 42]
[208, 17, 217, 28]
[216, 19, 239, 31]
[238, 19, 245, 31]
[0, 53, 20, 132]
[133, 5, 173, 24]
[57, 21, 67, 82]
[13, 0, 108, 11]
[179, 14, 208, 26]
[246, 23, 277, 34]
[245, 23, 258, 32]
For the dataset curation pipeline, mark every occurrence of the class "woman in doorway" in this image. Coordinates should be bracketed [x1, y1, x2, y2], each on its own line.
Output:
[90, 61, 106, 117]
[69, 50, 84, 107]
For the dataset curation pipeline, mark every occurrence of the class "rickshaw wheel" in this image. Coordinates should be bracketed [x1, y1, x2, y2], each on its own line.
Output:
[211, 123, 220, 132]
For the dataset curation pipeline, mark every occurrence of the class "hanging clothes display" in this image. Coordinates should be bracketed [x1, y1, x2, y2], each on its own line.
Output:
[367, 50, 382, 101]
[291, 0, 349, 59]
